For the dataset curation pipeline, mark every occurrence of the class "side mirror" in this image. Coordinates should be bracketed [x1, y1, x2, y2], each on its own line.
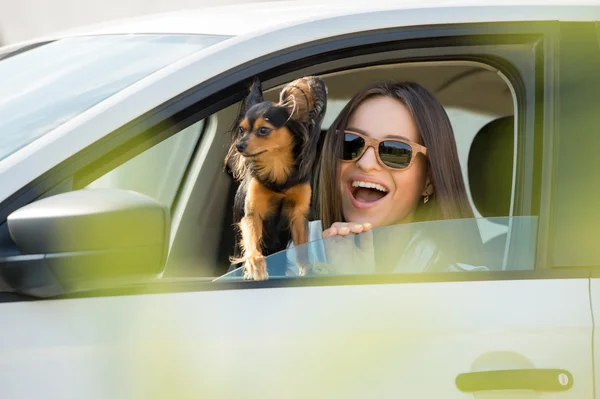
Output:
[2, 188, 170, 297]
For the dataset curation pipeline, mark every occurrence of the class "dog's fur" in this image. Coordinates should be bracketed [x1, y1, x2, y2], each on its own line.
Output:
[225, 76, 327, 280]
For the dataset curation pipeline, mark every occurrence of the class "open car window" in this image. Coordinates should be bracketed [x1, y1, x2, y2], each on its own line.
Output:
[215, 217, 538, 281]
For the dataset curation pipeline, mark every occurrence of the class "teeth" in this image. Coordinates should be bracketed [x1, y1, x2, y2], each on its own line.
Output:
[351, 180, 388, 193]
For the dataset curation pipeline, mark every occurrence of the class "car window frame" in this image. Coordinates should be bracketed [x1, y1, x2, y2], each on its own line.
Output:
[547, 21, 600, 270]
[0, 21, 571, 300]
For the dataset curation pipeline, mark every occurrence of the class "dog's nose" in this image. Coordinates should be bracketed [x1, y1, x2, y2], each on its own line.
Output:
[236, 141, 247, 153]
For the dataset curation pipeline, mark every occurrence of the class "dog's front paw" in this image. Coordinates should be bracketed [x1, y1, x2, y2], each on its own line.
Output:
[297, 263, 311, 277]
[243, 254, 268, 281]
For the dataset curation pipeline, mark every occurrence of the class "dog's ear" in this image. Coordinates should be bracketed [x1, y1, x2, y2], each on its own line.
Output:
[232, 77, 264, 134]
[224, 77, 264, 180]
[241, 76, 264, 116]
[230, 76, 264, 144]
[291, 77, 328, 179]
[278, 78, 313, 124]
[305, 76, 328, 129]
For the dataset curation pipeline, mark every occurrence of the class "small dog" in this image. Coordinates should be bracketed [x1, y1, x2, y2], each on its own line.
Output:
[225, 76, 327, 280]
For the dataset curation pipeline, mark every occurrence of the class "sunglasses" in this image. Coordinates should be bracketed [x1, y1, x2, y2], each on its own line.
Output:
[338, 129, 428, 170]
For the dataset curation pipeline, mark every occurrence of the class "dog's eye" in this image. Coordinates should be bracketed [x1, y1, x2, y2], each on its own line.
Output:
[238, 126, 245, 135]
[257, 127, 271, 136]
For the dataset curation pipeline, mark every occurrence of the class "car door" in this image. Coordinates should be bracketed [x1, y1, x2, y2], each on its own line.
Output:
[0, 8, 597, 399]
[132, 18, 594, 398]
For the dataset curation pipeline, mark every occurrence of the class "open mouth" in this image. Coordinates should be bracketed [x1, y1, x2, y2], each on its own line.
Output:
[349, 180, 389, 206]
[243, 150, 267, 158]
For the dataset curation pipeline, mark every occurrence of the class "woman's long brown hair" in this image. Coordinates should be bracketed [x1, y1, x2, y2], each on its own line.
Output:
[314, 81, 475, 229]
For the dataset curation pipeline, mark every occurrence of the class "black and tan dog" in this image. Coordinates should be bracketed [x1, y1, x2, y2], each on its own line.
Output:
[225, 76, 327, 280]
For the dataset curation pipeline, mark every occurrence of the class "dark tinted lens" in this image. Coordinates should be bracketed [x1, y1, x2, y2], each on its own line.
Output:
[342, 133, 365, 160]
[379, 141, 412, 168]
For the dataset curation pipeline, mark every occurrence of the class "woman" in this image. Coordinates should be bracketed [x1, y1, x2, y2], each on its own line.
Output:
[287, 80, 486, 275]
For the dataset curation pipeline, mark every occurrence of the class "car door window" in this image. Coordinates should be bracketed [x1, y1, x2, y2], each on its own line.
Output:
[207, 60, 520, 278]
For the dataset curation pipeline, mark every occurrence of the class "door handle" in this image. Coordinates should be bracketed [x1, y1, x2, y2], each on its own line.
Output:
[455, 369, 573, 392]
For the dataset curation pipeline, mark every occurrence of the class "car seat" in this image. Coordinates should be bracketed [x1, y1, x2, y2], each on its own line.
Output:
[468, 116, 514, 269]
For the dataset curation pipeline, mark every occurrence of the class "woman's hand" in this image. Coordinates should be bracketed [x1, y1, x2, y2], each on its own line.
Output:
[321, 222, 373, 239]
[320, 222, 376, 275]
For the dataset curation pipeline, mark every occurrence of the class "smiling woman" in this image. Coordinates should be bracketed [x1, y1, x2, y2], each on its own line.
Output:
[318, 81, 474, 229]
[306, 81, 482, 272]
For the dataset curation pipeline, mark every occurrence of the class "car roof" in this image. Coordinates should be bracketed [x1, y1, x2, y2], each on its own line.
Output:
[16, 0, 600, 40]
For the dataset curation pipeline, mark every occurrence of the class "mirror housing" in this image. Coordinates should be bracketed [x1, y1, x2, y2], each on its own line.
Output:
[2, 188, 170, 297]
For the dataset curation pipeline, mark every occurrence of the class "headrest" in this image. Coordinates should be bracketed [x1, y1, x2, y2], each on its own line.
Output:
[468, 116, 514, 218]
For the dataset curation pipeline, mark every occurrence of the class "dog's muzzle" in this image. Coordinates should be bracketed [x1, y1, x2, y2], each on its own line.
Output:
[236, 141, 247, 153]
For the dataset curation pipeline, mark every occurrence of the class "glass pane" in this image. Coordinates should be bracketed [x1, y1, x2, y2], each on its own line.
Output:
[0, 34, 228, 162]
[215, 216, 538, 281]
[87, 120, 204, 208]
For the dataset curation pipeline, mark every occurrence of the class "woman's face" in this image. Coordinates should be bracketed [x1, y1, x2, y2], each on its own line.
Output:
[339, 96, 430, 228]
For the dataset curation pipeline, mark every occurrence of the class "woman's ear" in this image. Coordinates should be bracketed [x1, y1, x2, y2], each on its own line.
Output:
[422, 176, 434, 197]
[421, 177, 434, 205]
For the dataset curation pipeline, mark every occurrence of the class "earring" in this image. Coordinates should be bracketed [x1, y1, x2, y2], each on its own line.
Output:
[423, 194, 429, 204]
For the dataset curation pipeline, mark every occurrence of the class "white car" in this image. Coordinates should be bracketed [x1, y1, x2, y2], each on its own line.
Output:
[0, 0, 599, 397]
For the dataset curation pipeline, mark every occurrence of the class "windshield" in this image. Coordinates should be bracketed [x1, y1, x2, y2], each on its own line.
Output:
[0, 34, 229, 162]
[215, 216, 538, 281]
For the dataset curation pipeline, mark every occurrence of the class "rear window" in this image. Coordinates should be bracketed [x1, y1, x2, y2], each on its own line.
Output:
[0, 34, 229, 162]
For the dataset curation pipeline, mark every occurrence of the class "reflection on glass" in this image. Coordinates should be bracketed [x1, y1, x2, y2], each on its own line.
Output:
[0, 34, 227, 161]
[215, 216, 538, 281]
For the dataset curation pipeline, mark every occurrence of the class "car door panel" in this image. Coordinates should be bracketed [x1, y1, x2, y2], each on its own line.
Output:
[0, 277, 592, 398]
[590, 278, 600, 399]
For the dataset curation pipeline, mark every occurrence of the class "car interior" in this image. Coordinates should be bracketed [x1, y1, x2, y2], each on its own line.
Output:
[87, 60, 517, 278]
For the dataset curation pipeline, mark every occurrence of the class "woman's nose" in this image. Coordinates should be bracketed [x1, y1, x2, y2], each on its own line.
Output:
[356, 146, 381, 172]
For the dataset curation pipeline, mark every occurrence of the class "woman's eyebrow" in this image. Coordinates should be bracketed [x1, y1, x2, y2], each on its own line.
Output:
[383, 133, 411, 141]
[346, 126, 411, 141]
[346, 126, 370, 136]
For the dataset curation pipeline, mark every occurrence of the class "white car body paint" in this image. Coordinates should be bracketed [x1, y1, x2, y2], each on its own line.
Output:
[0, 1, 598, 397]
[591, 279, 600, 396]
[1, 2, 600, 202]
[0, 278, 593, 398]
